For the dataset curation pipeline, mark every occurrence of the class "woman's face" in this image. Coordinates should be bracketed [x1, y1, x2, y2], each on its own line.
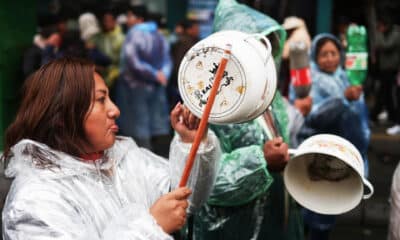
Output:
[316, 41, 340, 73]
[84, 73, 120, 153]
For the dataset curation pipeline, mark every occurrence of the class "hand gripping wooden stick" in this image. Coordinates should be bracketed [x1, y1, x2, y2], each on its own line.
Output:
[179, 44, 232, 187]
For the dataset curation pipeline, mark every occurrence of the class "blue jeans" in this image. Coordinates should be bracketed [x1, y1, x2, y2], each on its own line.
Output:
[115, 79, 170, 145]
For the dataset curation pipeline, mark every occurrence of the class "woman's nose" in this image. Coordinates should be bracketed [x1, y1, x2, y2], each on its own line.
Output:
[108, 101, 121, 119]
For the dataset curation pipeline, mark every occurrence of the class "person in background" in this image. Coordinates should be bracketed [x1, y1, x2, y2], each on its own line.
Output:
[116, 5, 172, 156]
[150, 12, 170, 38]
[22, 24, 58, 79]
[291, 33, 370, 240]
[370, 16, 400, 133]
[334, 16, 351, 49]
[78, 12, 112, 69]
[42, 28, 111, 69]
[2, 57, 220, 240]
[168, 20, 185, 45]
[168, 19, 200, 111]
[55, 15, 68, 39]
[40, 15, 82, 65]
[92, 7, 125, 88]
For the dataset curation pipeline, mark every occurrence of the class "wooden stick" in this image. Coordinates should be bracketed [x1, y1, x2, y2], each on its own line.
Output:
[179, 44, 232, 187]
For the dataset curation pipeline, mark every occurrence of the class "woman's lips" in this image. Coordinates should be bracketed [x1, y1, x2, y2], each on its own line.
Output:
[110, 124, 119, 133]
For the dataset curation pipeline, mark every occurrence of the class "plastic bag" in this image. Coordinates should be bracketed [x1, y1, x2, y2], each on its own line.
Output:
[213, 0, 286, 68]
[208, 122, 273, 206]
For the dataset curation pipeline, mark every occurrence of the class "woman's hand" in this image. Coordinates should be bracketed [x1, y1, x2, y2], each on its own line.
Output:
[150, 187, 192, 234]
[263, 137, 289, 172]
[170, 102, 202, 143]
[156, 71, 168, 86]
[294, 95, 313, 116]
[344, 85, 363, 101]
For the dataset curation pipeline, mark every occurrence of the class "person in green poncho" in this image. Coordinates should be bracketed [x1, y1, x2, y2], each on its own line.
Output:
[192, 1, 305, 239]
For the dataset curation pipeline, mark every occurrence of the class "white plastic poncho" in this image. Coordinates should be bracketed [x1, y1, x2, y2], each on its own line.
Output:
[2, 133, 220, 240]
[389, 162, 400, 240]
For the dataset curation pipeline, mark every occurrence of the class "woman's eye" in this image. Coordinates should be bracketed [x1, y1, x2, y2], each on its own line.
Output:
[97, 97, 106, 103]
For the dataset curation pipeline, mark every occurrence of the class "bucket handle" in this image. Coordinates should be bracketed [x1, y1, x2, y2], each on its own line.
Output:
[245, 34, 272, 65]
[288, 148, 298, 157]
[362, 178, 374, 199]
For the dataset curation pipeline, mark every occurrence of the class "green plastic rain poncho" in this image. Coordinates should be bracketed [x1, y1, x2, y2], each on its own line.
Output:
[213, 0, 286, 68]
[193, 0, 304, 239]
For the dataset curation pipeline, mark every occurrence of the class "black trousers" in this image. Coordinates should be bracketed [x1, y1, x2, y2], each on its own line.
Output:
[371, 70, 397, 122]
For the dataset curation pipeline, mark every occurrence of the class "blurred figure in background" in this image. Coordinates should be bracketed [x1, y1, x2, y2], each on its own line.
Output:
[78, 12, 112, 70]
[116, 5, 172, 156]
[40, 14, 88, 64]
[370, 16, 400, 133]
[335, 16, 351, 49]
[168, 20, 185, 45]
[22, 24, 58, 79]
[149, 12, 170, 38]
[92, 8, 125, 89]
[168, 19, 200, 111]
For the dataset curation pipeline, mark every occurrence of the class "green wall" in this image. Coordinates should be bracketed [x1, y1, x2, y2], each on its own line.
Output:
[167, 0, 188, 30]
[0, 1, 37, 149]
[316, 0, 333, 34]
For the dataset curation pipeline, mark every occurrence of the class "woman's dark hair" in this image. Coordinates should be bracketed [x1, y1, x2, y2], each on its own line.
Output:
[315, 37, 341, 58]
[3, 57, 95, 160]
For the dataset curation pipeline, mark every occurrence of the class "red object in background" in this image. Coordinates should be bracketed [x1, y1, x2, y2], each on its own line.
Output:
[290, 67, 311, 86]
[289, 41, 312, 98]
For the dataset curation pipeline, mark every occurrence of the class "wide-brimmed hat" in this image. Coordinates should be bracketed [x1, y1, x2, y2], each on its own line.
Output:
[282, 16, 305, 30]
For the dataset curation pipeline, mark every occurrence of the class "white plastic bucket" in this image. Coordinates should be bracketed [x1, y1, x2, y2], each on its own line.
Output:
[284, 134, 374, 214]
[178, 30, 277, 124]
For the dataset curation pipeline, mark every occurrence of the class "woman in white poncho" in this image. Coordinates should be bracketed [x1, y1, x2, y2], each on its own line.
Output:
[2, 57, 220, 240]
